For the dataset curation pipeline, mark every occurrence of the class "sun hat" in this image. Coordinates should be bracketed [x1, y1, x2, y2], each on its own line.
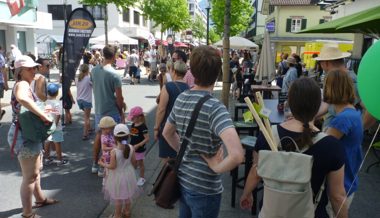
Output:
[114, 124, 130, 137]
[314, 46, 351, 61]
[14, 55, 40, 69]
[127, 106, 143, 121]
[47, 83, 60, 96]
[98, 116, 117, 128]
[286, 56, 296, 65]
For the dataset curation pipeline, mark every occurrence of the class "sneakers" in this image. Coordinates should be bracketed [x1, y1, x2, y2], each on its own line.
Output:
[98, 167, 104, 177]
[57, 159, 69, 166]
[92, 163, 99, 174]
[43, 158, 53, 166]
[137, 177, 146, 186]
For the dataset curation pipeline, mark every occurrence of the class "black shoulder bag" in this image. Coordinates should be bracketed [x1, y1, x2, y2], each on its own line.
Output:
[149, 94, 212, 209]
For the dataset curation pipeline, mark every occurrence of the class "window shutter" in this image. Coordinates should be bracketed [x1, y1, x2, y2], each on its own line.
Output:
[319, 19, 325, 24]
[301, 19, 307, 30]
[286, 19, 292, 32]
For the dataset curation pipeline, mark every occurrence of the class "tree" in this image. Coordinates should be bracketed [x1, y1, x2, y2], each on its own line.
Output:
[221, 0, 231, 107]
[191, 15, 206, 44]
[209, 27, 221, 44]
[210, 0, 253, 36]
[80, 0, 136, 45]
[142, 0, 191, 40]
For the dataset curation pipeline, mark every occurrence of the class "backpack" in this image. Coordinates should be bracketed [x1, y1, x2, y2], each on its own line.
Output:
[257, 125, 327, 218]
[279, 61, 289, 75]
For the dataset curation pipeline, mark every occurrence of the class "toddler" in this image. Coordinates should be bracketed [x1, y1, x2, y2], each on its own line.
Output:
[98, 116, 117, 177]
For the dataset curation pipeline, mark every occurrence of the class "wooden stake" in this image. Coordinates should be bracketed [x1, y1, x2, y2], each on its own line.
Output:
[255, 92, 274, 141]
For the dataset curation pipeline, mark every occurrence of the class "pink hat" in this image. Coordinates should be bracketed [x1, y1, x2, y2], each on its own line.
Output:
[127, 106, 143, 121]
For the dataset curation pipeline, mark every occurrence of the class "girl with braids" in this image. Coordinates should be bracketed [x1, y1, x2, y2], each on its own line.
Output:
[98, 124, 140, 218]
[324, 70, 363, 213]
[240, 77, 348, 218]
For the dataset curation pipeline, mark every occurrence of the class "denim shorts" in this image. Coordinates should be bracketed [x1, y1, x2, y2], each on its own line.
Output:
[47, 130, 64, 143]
[95, 113, 121, 131]
[7, 123, 43, 159]
[77, 99, 92, 110]
[179, 186, 221, 218]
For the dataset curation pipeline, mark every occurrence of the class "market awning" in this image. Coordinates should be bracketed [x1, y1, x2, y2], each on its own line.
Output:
[155, 39, 168, 46]
[298, 5, 380, 37]
[174, 42, 188, 48]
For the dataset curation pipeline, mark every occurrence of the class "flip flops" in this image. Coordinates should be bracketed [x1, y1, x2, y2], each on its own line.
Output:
[33, 198, 59, 208]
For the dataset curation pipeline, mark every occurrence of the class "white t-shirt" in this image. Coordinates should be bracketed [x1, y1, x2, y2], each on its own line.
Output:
[76, 75, 92, 103]
[143, 50, 150, 62]
[149, 49, 157, 63]
[45, 99, 63, 130]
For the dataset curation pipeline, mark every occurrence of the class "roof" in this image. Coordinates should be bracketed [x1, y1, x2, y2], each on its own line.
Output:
[269, 0, 318, 5]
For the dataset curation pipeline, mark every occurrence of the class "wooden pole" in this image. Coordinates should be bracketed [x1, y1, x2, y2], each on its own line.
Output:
[255, 92, 274, 141]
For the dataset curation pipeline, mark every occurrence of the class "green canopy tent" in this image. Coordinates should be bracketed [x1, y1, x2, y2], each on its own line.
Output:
[298, 5, 380, 38]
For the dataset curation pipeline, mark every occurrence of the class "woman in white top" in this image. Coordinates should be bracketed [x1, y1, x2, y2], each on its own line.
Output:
[76, 64, 93, 140]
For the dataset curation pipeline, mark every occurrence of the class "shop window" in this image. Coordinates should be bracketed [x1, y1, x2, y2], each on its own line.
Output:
[83, 5, 105, 20]
[134, 11, 140, 25]
[47, 5, 72, 20]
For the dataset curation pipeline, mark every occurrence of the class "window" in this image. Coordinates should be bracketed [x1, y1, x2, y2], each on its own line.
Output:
[134, 11, 140, 25]
[189, 11, 194, 16]
[269, 5, 275, 14]
[286, 18, 307, 33]
[189, 3, 193, 11]
[47, 5, 72, 20]
[123, 9, 130, 22]
[83, 5, 105, 20]
[142, 16, 148, 27]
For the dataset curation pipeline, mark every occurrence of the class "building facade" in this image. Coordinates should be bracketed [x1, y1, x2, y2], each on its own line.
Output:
[0, 0, 52, 56]
[262, 0, 353, 63]
[246, 0, 267, 44]
[36, 0, 154, 54]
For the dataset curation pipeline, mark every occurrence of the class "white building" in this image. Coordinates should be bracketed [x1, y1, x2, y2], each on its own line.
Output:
[36, 0, 155, 54]
[0, 0, 52, 56]
[186, 0, 207, 44]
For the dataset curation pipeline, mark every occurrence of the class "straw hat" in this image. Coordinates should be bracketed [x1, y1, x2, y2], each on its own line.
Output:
[286, 56, 296, 64]
[314, 46, 351, 61]
[98, 116, 117, 128]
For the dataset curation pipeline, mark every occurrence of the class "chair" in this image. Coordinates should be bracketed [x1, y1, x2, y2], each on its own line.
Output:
[231, 136, 258, 214]
[366, 141, 380, 172]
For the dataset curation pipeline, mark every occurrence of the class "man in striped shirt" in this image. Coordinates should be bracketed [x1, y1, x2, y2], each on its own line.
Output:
[163, 46, 244, 218]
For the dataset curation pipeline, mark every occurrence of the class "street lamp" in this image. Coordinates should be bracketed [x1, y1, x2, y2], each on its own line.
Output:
[206, 0, 211, 45]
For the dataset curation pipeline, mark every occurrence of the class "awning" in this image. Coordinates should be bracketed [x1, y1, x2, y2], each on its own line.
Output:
[155, 39, 168, 46]
[90, 28, 138, 45]
[174, 42, 188, 48]
[299, 5, 380, 37]
[36, 34, 63, 43]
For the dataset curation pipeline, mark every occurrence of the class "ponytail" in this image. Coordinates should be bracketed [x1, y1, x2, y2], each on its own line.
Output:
[298, 122, 315, 150]
[114, 135, 130, 159]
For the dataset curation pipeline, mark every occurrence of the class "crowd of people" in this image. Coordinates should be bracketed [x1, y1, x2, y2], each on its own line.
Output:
[1, 40, 378, 218]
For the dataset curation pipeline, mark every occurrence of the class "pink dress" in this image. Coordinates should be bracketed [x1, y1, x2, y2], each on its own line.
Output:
[101, 133, 116, 164]
[103, 145, 140, 203]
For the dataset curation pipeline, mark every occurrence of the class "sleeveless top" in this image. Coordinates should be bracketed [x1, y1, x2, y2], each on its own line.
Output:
[160, 81, 189, 129]
[11, 83, 37, 123]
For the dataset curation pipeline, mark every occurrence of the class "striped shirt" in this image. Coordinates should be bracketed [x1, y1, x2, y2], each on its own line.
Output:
[167, 90, 234, 194]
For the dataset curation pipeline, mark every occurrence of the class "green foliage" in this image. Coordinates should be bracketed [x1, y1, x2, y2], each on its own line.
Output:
[141, 0, 191, 33]
[210, 0, 253, 36]
[80, 0, 136, 9]
[192, 15, 206, 41]
[209, 27, 221, 43]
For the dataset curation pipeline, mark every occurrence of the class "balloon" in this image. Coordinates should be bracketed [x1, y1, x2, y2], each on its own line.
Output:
[358, 40, 380, 120]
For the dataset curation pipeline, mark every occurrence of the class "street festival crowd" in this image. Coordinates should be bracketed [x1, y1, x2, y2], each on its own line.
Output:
[0, 41, 378, 218]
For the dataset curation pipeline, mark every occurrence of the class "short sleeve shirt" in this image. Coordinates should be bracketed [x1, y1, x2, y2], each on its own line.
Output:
[91, 65, 122, 116]
[101, 133, 116, 163]
[329, 108, 363, 195]
[130, 123, 148, 153]
[167, 90, 234, 194]
[281, 67, 298, 93]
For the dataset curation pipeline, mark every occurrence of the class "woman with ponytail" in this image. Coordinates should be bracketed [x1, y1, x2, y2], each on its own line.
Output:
[240, 77, 348, 218]
[324, 70, 363, 213]
[98, 124, 140, 218]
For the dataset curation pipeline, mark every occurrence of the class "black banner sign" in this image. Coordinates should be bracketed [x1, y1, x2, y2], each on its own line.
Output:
[62, 8, 95, 107]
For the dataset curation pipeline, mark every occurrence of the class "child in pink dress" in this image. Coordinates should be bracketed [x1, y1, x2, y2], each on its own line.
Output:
[98, 116, 117, 177]
[98, 124, 140, 218]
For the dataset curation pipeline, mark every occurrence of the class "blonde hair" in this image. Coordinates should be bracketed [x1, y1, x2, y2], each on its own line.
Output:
[78, 64, 90, 81]
[323, 70, 355, 105]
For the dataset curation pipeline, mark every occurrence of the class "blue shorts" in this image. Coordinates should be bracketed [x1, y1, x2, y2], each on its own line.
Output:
[95, 113, 122, 131]
[47, 130, 64, 142]
[77, 99, 92, 110]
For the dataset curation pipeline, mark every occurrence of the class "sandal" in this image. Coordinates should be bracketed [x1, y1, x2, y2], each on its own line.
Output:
[0, 110, 5, 120]
[33, 198, 59, 208]
[21, 213, 41, 218]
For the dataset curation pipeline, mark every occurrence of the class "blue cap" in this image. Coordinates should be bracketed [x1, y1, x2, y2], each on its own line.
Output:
[47, 83, 60, 96]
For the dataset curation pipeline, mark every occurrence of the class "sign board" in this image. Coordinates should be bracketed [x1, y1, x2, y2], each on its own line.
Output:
[148, 33, 155, 46]
[266, 21, 275, 32]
